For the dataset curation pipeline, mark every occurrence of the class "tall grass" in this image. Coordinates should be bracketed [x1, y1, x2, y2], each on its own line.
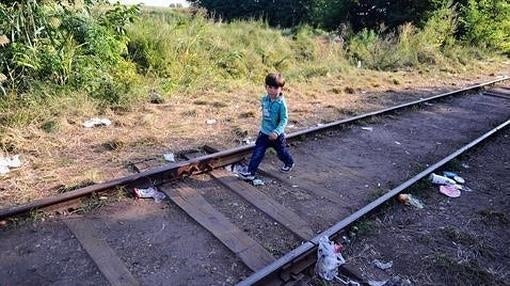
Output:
[126, 9, 350, 95]
[0, 4, 502, 129]
[346, 3, 491, 70]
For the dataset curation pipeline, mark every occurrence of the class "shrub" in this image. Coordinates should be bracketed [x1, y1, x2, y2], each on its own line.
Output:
[0, 0, 140, 104]
[461, 0, 510, 54]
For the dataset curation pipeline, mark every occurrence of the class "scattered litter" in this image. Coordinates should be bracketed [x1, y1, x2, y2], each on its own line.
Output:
[429, 173, 456, 185]
[0, 155, 21, 168]
[287, 124, 296, 129]
[315, 236, 345, 281]
[394, 141, 401, 145]
[252, 179, 265, 186]
[459, 185, 474, 192]
[317, 123, 325, 127]
[431, 172, 469, 197]
[397, 194, 424, 209]
[361, 127, 373, 132]
[83, 118, 111, 128]
[369, 275, 412, 286]
[0, 154, 22, 176]
[149, 90, 164, 104]
[292, 184, 299, 188]
[225, 163, 245, 174]
[163, 153, 175, 163]
[0, 165, 8, 175]
[241, 137, 255, 145]
[424, 102, 434, 106]
[368, 281, 387, 286]
[453, 176, 465, 184]
[206, 119, 217, 125]
[335, 275, 360, 286]
[133, 187, 167, 203]
[99, 196, 108, 200]
[439, 184, 461, 198]
[373, 259, 393, 270]
[442, 171, 465, 184]
[461, 163, 470, 169]
[442, 171, 456, 178]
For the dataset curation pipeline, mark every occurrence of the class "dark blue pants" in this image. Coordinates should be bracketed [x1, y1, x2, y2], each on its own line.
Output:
[247, 132, 294, 175]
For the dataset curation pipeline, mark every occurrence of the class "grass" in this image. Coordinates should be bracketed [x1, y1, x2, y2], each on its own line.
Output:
[440, 226, 476, 245]
[2, 6, 505, 130]
[76, 187, 128, 214]
[405, 178, 434, 198]
[478, 209, 509, 226]
[365, 188, 387, 204]
[56, 180, 96, 194]
[350, 218, 376, 238]
[439, 226, 497, 260]
[426, 253, 505, 285]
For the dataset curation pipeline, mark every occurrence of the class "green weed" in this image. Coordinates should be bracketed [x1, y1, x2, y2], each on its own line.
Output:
[478, 209, 509, 226]
[428, 253, 503, 285]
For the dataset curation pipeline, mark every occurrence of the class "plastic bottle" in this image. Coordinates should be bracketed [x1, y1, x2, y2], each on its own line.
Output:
[398, 194, 424, 209]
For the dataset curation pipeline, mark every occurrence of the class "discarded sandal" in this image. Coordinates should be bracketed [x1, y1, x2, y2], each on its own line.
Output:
[439, 184, 461, 198]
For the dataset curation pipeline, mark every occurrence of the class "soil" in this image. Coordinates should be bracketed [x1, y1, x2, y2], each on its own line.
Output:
[0, 220, 108, 286]
[76, 200, 251, 286]
[0, 199, 252, 286]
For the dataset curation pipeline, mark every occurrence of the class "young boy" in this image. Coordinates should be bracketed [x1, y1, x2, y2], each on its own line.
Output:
[239, 73, 295, 180]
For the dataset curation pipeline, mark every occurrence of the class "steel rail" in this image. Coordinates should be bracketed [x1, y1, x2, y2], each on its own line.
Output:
[237, 118, 510, 286]
[0, 76, 508, 220]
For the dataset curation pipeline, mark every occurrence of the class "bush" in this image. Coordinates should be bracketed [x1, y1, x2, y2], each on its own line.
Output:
[461, 0, 510, 54]
[346, 3, 464, 70]
[0, 0, 140, 104]
[125, 9, 353, 92]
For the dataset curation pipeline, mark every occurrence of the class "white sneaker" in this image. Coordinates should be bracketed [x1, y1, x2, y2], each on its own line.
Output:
[280, 163, 295, 173]
[238, 170, 255, 181]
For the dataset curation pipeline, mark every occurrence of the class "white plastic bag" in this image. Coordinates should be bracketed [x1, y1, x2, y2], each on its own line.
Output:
[133, 187, 166, 203]
[163, 153, 175, 162]
[83, 118, 112, 128]
[315, 236, 345, 281]
[225, 163, 246, 175]
[0, 154, 22, 176]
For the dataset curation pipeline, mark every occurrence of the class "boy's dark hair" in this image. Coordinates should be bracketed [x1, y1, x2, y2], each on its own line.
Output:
[265, 73, 285, 88]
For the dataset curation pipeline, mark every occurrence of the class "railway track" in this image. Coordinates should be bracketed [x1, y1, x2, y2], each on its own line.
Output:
[1, 77, 509, 285]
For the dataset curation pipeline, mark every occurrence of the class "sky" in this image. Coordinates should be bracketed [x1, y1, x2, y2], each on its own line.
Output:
[115, 0, 190, 7]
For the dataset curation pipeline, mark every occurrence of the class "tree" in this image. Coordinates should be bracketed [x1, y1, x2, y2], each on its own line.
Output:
[348, 0, 447, 31]
[461, 0, 510, 53]
[188, 0, 325, 27]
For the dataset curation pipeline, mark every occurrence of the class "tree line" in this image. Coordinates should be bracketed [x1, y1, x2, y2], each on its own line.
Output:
[188, 0, 510, 54]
